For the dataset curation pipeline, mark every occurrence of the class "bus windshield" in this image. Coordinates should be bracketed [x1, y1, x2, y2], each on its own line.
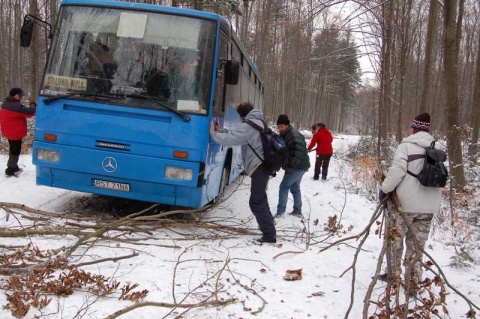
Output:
[41, 5, 215, 114]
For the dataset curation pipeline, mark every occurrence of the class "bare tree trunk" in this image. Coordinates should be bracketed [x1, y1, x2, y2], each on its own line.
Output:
[469, 29, 480, 162]
[443, 0, 466, 189]
[0, 0, 6, 95]
[13, 0, 22, 87]
[395, 0, 413, 143]
[29, 0, 40, 100]
[239, 0, 249, 43]
[192, 0, 200, 10]
[419, 0, 438, 114]
[378, 1, 393, 155]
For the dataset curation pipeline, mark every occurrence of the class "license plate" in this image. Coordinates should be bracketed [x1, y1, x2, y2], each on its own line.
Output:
[92, 179, 130, 192]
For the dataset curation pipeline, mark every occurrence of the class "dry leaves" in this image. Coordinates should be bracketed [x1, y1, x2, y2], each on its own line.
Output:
[309, 291, 325, 297]
[283, 268, 302, 281]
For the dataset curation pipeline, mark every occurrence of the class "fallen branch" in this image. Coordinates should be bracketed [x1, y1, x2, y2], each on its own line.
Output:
[104, 299, 236, 319]
[71, 251, 139, 268]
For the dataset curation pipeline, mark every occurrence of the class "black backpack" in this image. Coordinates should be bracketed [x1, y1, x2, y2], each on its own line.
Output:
[246, 120, 289, 177]
[407, 141, 448, 187]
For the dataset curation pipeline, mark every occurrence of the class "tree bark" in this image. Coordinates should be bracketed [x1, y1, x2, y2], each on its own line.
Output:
[29, 0, 40, 100]
[378, 1, 393, 155]
[419, 0, 438, 115]
[443, 0, 466, 189]
[395, 0, 413, 143]
[469, 29, 480, 162]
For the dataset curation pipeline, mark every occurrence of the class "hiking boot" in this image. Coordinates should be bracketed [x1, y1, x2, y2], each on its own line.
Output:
[256, 237, 277, 244]
[274, 213, 285, 219]
[321, 176, 327, 181]
[313, 175, 319, 180]
[13, 167, 23, 173]
[289, 211, 303, 218]
[5, 168, 17, 177]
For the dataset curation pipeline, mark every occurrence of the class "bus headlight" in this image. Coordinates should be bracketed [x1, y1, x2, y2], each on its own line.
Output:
[165, 167, 193, 181]
[36, 149, 60, 162]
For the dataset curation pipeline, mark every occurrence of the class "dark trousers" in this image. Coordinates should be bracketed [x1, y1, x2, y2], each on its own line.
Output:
[249, 165, 276, 240]
[314, 154, 332, 178]
[6, 139, 22, 174]
[8, 139, 22, 156]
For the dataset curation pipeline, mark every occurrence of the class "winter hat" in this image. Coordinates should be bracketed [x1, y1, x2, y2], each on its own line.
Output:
[410, 113, 431, 132]
[237, 102, 254, 118]
[9, 87, 24, 97]
[276, 114, 290, 126]
[317, 123, 326, 128]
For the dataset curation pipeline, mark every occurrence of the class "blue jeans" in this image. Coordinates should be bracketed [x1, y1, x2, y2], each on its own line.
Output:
[277, 169, 305, 214]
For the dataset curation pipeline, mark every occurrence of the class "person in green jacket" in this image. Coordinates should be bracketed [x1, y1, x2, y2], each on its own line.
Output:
[275, 114, 310, 218]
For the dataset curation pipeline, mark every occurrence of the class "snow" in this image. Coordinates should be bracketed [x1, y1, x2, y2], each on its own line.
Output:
[1, 134, 479, 319]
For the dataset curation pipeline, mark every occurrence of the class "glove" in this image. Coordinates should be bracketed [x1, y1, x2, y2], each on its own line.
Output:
[379, 190, 389, 201]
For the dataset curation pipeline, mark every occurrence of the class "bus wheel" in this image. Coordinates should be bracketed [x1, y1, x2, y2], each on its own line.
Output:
[218, 165, 230, 198]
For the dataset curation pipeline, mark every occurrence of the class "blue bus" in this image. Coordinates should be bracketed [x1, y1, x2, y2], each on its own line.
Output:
[22, 0, 264, 208]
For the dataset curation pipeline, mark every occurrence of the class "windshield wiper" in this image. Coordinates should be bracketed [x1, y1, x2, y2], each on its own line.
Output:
[44, 93, 77, 104]
[44, 92, 190, 122]
[126, 94, 190, 122]
[43, 92, 122, 104]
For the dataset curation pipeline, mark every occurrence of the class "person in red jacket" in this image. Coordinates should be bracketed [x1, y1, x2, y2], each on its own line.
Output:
[308, 123, 333, 181]
[0, 88, 36, 177]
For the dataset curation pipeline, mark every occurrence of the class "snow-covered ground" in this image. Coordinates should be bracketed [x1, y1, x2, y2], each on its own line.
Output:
[0, 134, 479, 319]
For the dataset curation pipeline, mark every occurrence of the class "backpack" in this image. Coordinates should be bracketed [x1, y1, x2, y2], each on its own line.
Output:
[246, 120, 289, 177]
[407, 141, 448, 187]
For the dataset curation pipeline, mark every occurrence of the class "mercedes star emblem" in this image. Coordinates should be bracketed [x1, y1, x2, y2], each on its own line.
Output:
[101, 157, 118, 173]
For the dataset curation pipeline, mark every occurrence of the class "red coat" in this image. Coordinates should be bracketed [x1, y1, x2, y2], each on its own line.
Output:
[0, 97, 35, 140]
[308, 127, 333, 155]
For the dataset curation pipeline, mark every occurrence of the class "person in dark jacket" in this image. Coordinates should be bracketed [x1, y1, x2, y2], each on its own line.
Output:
[275, 114, 310, 218]
[210, 102, 276, 243]
[0, 88, 36, 177]
[308, 122, 333, 180]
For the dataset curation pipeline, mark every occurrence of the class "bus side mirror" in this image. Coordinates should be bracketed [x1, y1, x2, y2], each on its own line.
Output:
[20, 17, 34, 47]
[226, 60, 239, 85]
[20, 14, 53, 48]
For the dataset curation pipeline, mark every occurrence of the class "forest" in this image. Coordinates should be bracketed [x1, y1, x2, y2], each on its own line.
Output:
[1, 1, 480, 318]
[0, 0, 479, 190]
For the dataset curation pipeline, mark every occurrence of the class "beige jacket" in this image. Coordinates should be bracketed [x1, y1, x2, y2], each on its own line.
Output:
[381, 131, 443, 214]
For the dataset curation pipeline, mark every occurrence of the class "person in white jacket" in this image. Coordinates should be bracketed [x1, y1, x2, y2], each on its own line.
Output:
[378, 113, 442, 287]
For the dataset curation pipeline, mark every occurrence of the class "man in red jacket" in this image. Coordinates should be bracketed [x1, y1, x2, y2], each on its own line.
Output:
[0, 88, 36, 177]
[308, 123, 333, 181]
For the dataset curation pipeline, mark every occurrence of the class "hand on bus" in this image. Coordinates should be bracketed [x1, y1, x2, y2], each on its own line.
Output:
[210, 119, 221, 134]
[210, 120, 216, 135]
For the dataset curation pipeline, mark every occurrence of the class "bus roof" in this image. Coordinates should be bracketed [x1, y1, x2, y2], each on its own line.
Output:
[61, 0, 225, 22]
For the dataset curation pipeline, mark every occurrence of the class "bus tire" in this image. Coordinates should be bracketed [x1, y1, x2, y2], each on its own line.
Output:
[219, 164, 230, 197]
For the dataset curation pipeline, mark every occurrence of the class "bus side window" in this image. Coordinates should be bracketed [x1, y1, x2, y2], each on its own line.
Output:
[213, 33, 228, 117]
